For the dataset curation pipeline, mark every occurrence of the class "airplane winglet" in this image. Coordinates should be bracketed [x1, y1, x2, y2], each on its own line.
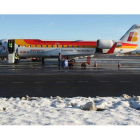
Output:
[107, 42, 117, 54]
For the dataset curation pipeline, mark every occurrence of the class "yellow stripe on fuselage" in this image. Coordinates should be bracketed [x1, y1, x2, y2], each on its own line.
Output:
[15, 39, 28, 47]
[117, 46, 137, 49]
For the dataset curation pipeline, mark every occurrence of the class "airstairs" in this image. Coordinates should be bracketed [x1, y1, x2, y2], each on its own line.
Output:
[8, 53, 15, 63]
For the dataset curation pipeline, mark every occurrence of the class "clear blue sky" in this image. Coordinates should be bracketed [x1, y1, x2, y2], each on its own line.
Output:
[1, 15, 140, 49]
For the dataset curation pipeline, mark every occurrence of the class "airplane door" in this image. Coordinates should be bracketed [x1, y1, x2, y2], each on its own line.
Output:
[8, 40, 15, 54]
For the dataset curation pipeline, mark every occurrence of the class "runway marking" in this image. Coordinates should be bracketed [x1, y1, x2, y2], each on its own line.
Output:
[78, 81, 89, 82]
[120, 81, 131, 82]
[12, 82, 23, 84]
[99, 81, 110, 82]
[56, 81, 67, 83]
[34, 82, 45, 83]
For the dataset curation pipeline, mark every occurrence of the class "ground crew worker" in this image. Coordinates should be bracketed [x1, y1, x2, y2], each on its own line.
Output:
[9, 41, 13, 53]
[15, 53, 19, 64]
[58, 53, 62, 69]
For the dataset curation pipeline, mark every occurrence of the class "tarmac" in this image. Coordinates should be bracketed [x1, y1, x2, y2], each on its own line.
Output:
[0, 56, 140, 97]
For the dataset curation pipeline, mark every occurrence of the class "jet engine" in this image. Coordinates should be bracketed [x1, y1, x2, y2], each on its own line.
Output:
[97, 39, 122, 49]
[97, 39, 114, 49]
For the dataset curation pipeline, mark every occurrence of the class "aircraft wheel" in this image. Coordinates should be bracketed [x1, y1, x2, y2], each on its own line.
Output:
[83, 64, 86, 68]
[81, 63, 86, 68]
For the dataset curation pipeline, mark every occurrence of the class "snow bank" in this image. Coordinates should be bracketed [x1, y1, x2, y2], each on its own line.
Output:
[0, 95, 140, 125]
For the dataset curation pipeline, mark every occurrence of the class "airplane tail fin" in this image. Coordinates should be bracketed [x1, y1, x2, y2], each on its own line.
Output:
[120, 24, 140, 44]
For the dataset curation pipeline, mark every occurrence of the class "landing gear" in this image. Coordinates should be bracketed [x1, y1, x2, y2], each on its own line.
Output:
[81, 63, 86, 68]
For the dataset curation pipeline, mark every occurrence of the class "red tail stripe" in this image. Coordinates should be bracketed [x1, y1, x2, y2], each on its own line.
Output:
[127, 32, 134, 42]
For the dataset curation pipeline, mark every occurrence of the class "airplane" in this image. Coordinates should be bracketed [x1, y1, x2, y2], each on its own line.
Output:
[0, 24, 140, 66]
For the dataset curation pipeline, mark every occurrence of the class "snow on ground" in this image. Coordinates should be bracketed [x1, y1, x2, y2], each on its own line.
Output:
[0, 95, 140, 125]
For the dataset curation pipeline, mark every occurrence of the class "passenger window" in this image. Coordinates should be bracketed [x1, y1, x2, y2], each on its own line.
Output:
[57, 45, 59, 48]
[18, 45, 20, 47]
[35, 45, 37, 47]
[72, 45, 74, 48]
[29, 45, 31, 48]
[77, 46, 79, 48]
[41, 45, 42, 48]
[46, 45, 48, 48]
[62, 45, 64, 48]
[83, 45, 84, 48]
[0, 42, 2, 45]
[67, 45, 69, 48]
[52, 45, 53, 48]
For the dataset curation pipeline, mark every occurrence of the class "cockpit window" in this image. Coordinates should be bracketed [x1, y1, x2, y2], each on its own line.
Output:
[0, 42, 2, 45]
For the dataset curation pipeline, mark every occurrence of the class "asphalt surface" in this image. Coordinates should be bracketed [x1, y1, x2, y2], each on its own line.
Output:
[0, 57, 140, 97]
